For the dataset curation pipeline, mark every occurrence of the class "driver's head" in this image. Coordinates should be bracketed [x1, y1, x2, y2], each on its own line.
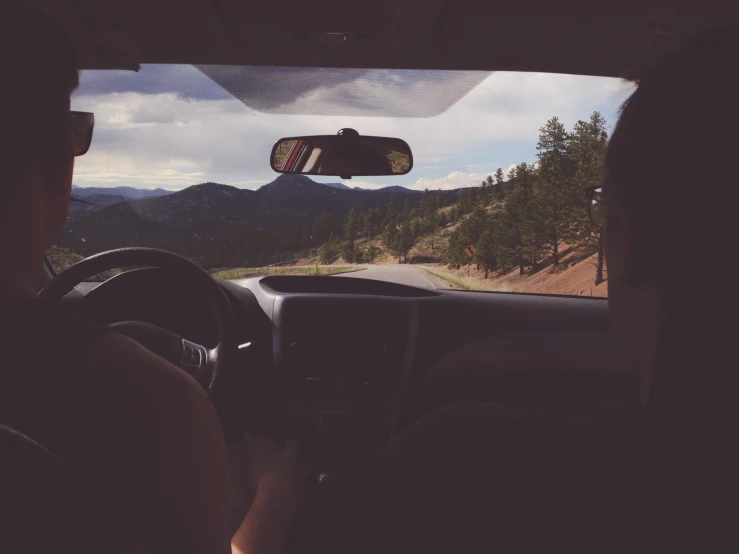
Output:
[1, 3, 81, 257]
[602, 24, 738, 406]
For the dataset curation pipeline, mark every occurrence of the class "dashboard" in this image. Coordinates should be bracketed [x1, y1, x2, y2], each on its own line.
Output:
[66, 270, 636, 467]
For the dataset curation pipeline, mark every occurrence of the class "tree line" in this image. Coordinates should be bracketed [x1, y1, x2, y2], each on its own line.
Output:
[443, 112, 608, 284]
[317, 188, 452, 264]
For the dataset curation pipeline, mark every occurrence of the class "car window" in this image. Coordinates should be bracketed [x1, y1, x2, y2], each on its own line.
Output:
[48, 65, 633, 297]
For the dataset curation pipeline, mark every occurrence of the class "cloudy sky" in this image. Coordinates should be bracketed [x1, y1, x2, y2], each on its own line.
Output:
[71, 64, 635, 191]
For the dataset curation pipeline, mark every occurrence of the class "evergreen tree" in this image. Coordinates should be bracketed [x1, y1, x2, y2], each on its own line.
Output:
[402, 198, 412, 218]
[482, 174, 495, 205]
[341, 239, 356, 262]
[494, 168, 505, 186]
[419, 188, 438, 233]
[364, 243, 380, 263]
[480, 179, 490, 204]
[318, 239, 340, 264]
[535, 116, 577, 265]
[436, 189, 446, 209]
[382, 223, 399, 262]
[569, 111, 608, 284]
[445, 225, 469, 269]
[364, 207, 383, 239]
[494, 168, 506, 201]
[312, 212, 340, 245]
[459, 188, 476, 214]
[356, 212, 366, 239]
[397, 221, 414, 263]
[495, 164, 539, 275]
[344, 207, 358, 240]
[476, 225, 497, 278]
[410, 218, 421, 237]
[382, 195, 399, 228]
[448, 205, 459, 224]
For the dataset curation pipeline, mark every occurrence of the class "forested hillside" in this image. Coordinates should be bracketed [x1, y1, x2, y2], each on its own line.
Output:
[321, 111, 609, 287]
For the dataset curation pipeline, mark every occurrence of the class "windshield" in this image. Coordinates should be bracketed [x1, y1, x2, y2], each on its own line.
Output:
[49, 65, 633, 296]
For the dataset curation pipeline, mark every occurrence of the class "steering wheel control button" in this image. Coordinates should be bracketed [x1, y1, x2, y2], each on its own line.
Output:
[181, 339, 207, 373]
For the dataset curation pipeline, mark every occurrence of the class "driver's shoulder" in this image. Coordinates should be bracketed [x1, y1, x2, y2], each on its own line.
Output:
[71, 331, 214, 435]
[83, 331, 195, 387]
[66, 333, 231, 552]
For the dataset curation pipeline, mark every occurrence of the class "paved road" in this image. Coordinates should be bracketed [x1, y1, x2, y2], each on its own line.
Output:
[338, 265, 450, 290]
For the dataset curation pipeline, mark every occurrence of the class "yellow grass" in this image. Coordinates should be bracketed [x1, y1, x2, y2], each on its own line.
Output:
[420, 266, 512, 292]
[212, 265, 364, 280]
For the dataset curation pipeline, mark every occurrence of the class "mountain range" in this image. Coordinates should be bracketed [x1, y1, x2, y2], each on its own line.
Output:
[72, 185, 173, 199]
[61, 175, 460, 266]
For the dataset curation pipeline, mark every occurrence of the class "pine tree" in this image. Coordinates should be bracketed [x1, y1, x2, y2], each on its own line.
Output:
[382, 224, 400, 262]
[459, 188, 476, 215]
[493, 163, 540, 275]
[356, 212, 366, 240]
[535, 116, 577, 265]
[364, 244, 380, 264]
[344, 207, 358, 241]
[410, 218, 420, 237]
[436, 189, 446, 209]
[480, 179, 490, 204]
[438, 211, 448, 228]
[496, 185, 527, 274]
[476, 225, 497, 278]
[312, 212, 340, 245]
[397, 221, 414, 263]
[448, 205, 459, 224]
[402, 198, 412, 218]
[364, 207, 383, 239]
[494, 168, 506, 201]
[445, 225, 470, 269]
[569, 111, 608, 284]
[382, 196, 399, 228]
[483, 174, 495, 205]
[341, 239, 356, 262]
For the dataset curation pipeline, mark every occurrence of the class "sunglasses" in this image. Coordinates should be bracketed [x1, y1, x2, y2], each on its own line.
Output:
[585, 186, 606, 227]
[69, 111, 95, 156]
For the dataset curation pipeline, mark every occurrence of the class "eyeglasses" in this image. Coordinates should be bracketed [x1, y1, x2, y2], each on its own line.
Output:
[585, 186, 606, 227]
[70, 111, 94, 156]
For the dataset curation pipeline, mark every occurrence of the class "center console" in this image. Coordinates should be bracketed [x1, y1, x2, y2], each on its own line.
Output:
[270, 292, 419, 466]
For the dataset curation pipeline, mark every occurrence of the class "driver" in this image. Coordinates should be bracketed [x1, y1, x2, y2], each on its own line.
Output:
[0, 4, 304, 554]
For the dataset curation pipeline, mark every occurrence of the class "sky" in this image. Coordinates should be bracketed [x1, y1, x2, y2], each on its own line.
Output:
[70, 65, 635, 192]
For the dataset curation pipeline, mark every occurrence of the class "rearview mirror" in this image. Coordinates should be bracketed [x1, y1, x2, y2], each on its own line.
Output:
[270, 129, 413, 178]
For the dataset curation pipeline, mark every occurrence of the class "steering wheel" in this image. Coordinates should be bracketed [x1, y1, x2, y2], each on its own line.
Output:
[40, 247, 238, 399]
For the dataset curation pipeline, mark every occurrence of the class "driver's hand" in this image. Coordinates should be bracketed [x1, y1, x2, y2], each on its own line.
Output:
[230, 434, 309, 525]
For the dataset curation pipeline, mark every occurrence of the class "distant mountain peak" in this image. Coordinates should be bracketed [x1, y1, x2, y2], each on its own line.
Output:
[322, 182, 351, 190]
[260, 173, 328, 192]
[185, 182, 237, 192]
[377, 185, 414, 193]
[71, 185, 173, 200]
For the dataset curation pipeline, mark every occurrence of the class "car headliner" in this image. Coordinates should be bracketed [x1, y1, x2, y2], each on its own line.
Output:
[27, 0, 738, 79]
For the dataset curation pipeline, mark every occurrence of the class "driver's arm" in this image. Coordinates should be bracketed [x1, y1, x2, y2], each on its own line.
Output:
[71, 331, 233, 554]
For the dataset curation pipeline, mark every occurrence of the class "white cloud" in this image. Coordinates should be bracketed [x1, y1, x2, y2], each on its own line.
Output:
[71, 69, 634, 189]
[411, 171, 492, 191]
[344, 169, 523, 191]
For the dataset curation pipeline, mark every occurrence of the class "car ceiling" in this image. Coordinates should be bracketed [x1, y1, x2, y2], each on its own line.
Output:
[27, 0, 739, 78]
